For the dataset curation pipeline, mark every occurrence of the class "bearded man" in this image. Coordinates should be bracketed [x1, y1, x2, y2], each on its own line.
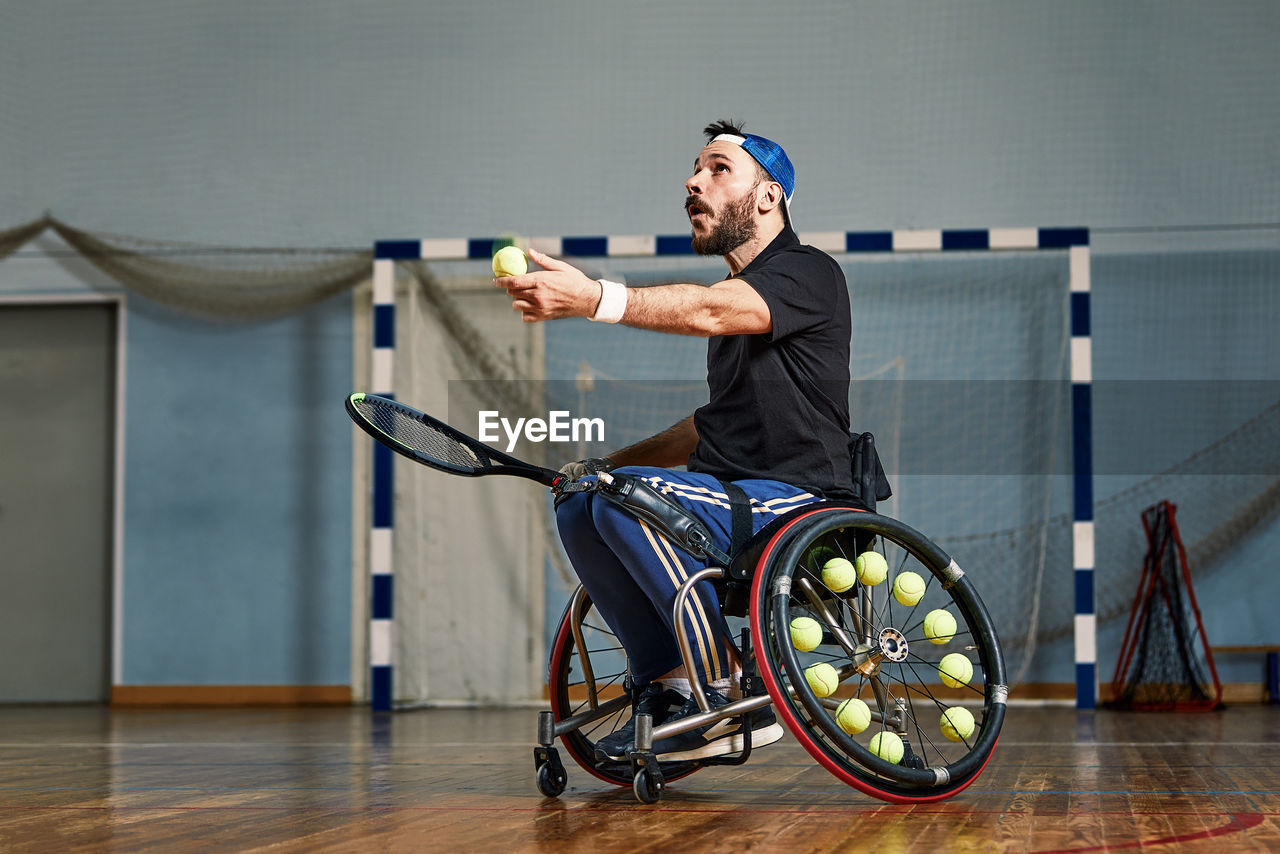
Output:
[495, 120, 852, 761]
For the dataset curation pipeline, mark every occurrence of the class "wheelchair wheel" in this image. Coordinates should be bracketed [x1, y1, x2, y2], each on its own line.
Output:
[548, 588, 701, 787]
[748, 505, 1006, 803]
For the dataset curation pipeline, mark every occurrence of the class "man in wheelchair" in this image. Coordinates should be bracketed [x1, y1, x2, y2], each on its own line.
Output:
[498, 120, 860, 763]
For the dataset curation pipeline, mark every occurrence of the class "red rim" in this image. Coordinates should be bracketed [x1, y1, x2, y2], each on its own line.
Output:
[747, 506, 997, 804]
[547, 608, 631, 787]
[547, 599, 700, 787]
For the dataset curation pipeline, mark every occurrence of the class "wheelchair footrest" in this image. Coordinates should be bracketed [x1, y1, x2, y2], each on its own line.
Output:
[696, 712, 755, 767]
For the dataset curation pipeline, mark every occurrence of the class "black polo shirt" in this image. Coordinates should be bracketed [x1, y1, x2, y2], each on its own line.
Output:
[687, 227, 854, 498]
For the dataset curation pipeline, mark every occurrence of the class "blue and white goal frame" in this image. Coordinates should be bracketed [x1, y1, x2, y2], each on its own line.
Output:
[367, 226, 1095, 710]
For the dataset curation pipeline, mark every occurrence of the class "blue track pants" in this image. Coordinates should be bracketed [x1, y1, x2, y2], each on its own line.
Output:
[555, 467, 818, 687]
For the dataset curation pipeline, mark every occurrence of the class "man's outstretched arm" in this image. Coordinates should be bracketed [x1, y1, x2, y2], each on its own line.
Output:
[497, 248, 771, 337]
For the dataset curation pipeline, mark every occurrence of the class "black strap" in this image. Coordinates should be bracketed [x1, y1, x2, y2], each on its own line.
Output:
[595, 473, 731, 566]
[720, 480, 753, 560]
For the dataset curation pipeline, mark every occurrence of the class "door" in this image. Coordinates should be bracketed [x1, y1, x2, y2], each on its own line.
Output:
[0, 303, 116, 702]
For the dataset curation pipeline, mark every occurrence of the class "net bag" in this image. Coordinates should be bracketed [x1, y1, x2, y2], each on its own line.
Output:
[1110, 500, 1221, 711]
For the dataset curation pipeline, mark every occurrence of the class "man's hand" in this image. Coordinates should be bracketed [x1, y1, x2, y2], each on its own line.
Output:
[495, 248, 602, 323]
[558, 457, 616, 481]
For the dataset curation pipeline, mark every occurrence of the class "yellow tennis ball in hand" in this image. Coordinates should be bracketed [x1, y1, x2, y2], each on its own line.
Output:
[821, 557, 857, 593]
[790, 617, 823, 652]
[940, 706, 976, 742]
[492, 245, 527, 277]
[939, 653, 974, 689]
[804, 662, 840, 698]
[892, 571, 926, 606]
[923, 609, 957, 644]
[835, 697, 871, 734]
[868, 731, 904, 764]
[854, 551, 887, 586]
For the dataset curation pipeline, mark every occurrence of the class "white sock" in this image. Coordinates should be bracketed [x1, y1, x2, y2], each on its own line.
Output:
[658, 677, 692, 698]
[710, 675, 741, 699]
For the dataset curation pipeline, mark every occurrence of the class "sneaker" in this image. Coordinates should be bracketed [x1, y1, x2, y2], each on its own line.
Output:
[651, 688, 784, 762]
[594, 682, 688, 762]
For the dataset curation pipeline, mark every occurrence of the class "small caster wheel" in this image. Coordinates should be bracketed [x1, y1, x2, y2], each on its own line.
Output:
[633, 766, 664, 804]
[534, 745, 567, 798]
[537, 762, 567, 797]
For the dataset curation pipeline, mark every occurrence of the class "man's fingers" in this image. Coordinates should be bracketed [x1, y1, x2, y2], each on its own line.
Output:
[528, 247, 572, 272]
[511, 296, 550, 320]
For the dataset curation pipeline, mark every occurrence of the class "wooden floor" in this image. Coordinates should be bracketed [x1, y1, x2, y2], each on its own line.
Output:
[1, 703, 1277, 853]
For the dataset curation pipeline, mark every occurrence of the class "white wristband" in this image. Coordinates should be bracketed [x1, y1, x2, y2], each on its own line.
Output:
[591, 279, 628, 323]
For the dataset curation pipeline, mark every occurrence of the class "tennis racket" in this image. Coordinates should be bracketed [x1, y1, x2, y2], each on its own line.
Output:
[346, 392, 569, 489]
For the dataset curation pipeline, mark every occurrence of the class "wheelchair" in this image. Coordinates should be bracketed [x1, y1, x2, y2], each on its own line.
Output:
[532, 442, 1007, 805]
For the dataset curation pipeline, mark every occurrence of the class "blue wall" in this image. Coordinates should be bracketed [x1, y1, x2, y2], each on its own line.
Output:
[0, 243, 355, 688]
[121, 295, 354, 685]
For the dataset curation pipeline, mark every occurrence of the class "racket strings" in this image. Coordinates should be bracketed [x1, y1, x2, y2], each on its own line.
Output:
[359, 401, 487, 470]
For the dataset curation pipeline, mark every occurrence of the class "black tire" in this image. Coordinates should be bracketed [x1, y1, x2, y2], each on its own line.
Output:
[547, 588, 701, 787]
[748, 506, 1006, 803]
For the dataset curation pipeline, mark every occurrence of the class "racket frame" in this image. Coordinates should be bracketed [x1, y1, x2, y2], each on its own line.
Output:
[346, 392, 567, 489]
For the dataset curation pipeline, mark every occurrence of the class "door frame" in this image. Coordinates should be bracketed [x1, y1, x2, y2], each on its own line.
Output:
[0, 293, 127, 690]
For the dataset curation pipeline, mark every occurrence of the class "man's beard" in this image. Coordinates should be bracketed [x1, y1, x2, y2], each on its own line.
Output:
[689, 186, 758, 256]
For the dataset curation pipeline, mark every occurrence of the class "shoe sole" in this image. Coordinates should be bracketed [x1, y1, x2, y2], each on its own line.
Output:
[595, 723, 785, 764]
[656, 723, 785, 762]
[595, 747, 630, 763]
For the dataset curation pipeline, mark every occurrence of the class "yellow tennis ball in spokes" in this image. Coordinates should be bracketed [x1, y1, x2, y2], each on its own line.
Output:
[804, 662, 840, 697]
[808, 545, 838, 570]
[940, 706, 976, 742]
[923, 609, 957, 644]
[939, 653, 974, 689]
[868, 731, 904, 764]
[789, 617, 823, 652]
[892, 571, 926, 606]
[492, 245, 527, 277]
[854, 551, 887, 586]
[821, 557, 857, 593]
[835, 697, 871, 734]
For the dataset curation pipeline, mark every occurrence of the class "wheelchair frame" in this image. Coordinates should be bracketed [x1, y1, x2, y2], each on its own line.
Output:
[534, 488, 1008, 805]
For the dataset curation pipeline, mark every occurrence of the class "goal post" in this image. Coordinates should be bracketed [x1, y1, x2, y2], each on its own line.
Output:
[360, 226, 1094, 710]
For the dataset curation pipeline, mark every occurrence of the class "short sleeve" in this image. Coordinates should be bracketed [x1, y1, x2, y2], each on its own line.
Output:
[737, 249, 842, 341]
